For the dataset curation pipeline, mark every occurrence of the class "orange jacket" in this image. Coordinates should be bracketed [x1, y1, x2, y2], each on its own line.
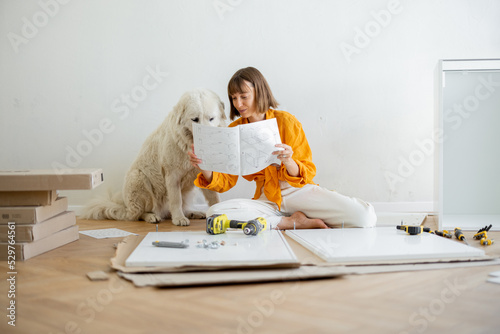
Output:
[194, 109, 316, 209]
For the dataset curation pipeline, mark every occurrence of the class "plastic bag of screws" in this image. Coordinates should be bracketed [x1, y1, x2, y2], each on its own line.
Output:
[196, 239, 226, 249]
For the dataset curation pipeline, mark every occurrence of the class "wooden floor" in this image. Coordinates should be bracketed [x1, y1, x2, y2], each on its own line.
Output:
[1, 216, 500, 334]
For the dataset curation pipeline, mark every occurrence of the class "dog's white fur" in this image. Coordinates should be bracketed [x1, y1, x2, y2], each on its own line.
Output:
[80, 88, 226, 225]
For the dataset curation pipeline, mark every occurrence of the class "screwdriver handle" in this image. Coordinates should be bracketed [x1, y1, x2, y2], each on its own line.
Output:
[454, 227, 469, 245]
[435, 230, 452, 238]
[454, 227, 465, 241]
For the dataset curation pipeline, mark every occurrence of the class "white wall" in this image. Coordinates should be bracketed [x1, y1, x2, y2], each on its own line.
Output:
[1, 0, 500, 212]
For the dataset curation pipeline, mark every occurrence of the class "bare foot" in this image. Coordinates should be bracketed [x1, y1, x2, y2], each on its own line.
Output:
[276, 211, 329, 230]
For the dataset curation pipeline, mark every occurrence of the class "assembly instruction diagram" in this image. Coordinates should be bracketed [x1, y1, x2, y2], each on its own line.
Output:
[193, 118, 283, 175]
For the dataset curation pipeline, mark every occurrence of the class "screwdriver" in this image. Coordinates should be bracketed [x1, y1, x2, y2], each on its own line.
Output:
[433, 230, 452, 238]
[454, 227, 469, 245]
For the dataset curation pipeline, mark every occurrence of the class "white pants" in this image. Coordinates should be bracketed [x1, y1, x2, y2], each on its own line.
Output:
[206, 181, 377, 229]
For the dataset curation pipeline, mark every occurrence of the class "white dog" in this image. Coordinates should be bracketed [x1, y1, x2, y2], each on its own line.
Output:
[81, 88, 226, 225]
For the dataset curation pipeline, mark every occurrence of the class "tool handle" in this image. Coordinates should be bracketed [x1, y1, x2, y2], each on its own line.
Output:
[454, 227, 469, 245]
[454, 228, 465, 240]
[152, 241, 189, 248]
[229, 220, 247, 229]
[435, 230, 452, 238]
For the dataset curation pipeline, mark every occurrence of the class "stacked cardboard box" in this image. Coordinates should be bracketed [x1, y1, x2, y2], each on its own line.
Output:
[0, 169, 103, 260]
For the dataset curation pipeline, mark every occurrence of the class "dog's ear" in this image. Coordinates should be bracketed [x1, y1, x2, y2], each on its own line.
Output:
[177, 107, 185, 125]
[219, 100, 227, 120]
[174, 102, 186, 126]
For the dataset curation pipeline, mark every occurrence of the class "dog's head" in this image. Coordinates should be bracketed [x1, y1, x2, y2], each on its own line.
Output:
[172, 88, 226, 151]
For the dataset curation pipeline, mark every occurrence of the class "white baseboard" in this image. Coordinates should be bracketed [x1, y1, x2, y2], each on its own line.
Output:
[70, 205, 85, 217]
[71, 204, 211, 217]
[71, 202, 436, 217]
[371, 202, 436, 214]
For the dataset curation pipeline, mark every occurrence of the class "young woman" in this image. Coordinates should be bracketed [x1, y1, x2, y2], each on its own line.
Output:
[188, 67, 376, 230]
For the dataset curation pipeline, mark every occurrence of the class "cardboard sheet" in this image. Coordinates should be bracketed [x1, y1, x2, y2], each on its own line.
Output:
[118, 259, 500, 287]
[345, 258, 500, 275]
[118, 266, 345, 287]
[110, 230, 499, 288]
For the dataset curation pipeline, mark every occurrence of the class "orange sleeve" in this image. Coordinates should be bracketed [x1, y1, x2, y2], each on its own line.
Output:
[194, 172, 239, 193]
[277, 112, 316, 187]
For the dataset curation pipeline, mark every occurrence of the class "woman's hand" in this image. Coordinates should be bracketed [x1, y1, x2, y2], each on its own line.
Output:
[274, 144, 299, 177]
[188, 144, 213, 182]
[274, 143, 293, 163]
[188, 144, 202, 170]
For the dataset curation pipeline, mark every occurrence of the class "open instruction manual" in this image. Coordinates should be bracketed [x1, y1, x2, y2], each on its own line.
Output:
[193, 118, 283, 175]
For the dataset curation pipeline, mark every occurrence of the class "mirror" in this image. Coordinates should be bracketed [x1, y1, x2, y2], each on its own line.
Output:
[439, 59, 500, 231]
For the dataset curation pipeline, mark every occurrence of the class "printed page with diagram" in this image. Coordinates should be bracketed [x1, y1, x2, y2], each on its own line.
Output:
[193, 118, 282, 175]
[193, 124, 241, 175]
[238, 118, 282, 175]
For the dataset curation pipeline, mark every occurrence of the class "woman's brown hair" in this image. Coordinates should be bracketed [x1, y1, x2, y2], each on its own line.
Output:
[227, 67, 279, 120]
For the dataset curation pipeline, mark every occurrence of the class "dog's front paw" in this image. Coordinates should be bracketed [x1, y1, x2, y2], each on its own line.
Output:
[141, 213, 162, 224]
[186, 211, 206, 219]
[172, 216, 190, 226]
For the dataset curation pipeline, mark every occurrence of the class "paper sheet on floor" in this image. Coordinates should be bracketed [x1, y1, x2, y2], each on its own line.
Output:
[80, 228, 137, 239]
